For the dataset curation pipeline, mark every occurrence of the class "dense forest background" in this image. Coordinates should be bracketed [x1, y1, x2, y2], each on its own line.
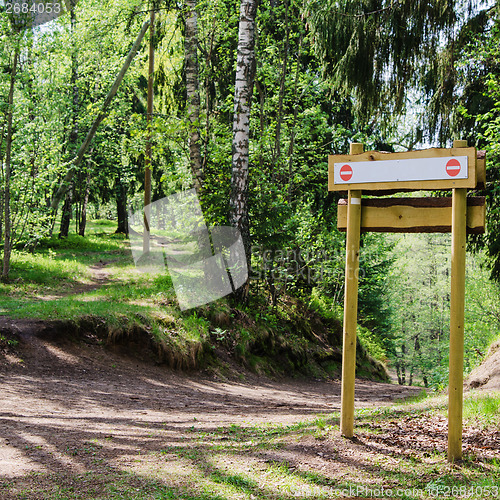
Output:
[1, 0, 500, 388]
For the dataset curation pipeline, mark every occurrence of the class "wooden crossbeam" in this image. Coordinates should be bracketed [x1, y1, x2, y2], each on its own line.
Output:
[337, 197, 486, 234]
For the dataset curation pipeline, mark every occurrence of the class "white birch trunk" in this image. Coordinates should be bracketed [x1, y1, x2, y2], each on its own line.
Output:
[230, 0, 258, 300]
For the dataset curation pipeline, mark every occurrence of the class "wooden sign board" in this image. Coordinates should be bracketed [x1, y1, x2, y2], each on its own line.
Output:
[328, 147, 478, 191]
[337, 197, 486, 234]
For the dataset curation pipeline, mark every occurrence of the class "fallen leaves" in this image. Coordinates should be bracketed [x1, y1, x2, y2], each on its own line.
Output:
[358, 413, 500, 461]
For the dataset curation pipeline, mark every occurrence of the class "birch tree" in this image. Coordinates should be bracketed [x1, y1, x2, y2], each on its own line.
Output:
[229, 0, 259, 302]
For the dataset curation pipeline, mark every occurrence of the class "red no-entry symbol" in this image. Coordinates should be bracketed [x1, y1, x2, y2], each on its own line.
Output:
[446, 158, 461, 177]
[340, 164, 353, 182]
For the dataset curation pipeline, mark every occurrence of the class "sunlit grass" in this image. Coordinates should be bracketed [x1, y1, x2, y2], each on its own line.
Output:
[0, 225, 176, 324]
[8, 250, 91, 284]
[37, 232, 127, 253]
[153, 398, 500, 500]
[463, 392, 500, 429]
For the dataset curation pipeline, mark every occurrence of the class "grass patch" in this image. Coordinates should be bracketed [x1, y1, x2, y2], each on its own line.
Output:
[9, 251, 90, 284]
[463, 392, 500, 429]
[37, 233, 126, 252]
[1, 226, 212, 370]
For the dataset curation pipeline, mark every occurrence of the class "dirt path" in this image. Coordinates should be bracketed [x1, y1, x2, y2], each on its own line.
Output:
[0, 322, 423, 480]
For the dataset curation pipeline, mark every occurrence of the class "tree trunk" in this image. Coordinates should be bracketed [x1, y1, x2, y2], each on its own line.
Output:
[143, 9, 155, 254]
[116, 178, 129, 235]
[69, 0, 80, 236]
[184, 0, 218, 290]
[78, 170, 91, 236]
[413, 333, 429, 387]
[255, 79, 266, 171]
[396, 360, 403, 385]
[70, 0, 79, 149]
[2, 48, 19, 281]
[59, 188, 73, 238]
[0, 114, 5, 241]
[202, 14, 216, 175]
[229, 0, 259, 303]
[400, 342, 406, 385]
[54, 0, 79, 240]
[287, 33, 303, 203]
[185, 0, 203, 194]
[271, 0, 289, 177]
[266, 248, 277, 307]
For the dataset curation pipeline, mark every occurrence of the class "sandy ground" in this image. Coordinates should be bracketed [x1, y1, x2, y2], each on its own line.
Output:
[0, 320, 423, 479]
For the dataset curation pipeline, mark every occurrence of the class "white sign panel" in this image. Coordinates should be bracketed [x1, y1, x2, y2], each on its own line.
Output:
[334, 156, 469, 185]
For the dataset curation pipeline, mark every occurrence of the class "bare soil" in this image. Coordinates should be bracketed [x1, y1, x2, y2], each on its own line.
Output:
[1, 249, 499, 497]
[466, 339, 500, 392]
[0, 317, 423, 483]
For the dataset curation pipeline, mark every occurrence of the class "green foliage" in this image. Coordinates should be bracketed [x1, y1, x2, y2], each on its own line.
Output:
[1, 0, 500, 392]
[308, 287, 343, 321]
[181, 312, 210, 340]
[423, 8, 500, 286]
[305, 0, 459, 123]
[477, 19, 500, 283]
[37, 233, 126, 252]
[382, 233, 500, 389]
[383, 234, 451, 388]
[7, 250, 89, 285]
[357, 233, 395, 333]
[357, 324, 386, 363]
[0, 223, 390, 379]
[463, 255, 500, 371]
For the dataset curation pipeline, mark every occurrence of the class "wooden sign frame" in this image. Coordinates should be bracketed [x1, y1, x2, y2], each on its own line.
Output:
[330, 141, 486, 463]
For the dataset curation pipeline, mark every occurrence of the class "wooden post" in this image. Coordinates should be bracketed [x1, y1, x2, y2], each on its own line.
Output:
[448, 139, 468, 462]
[340, 142, 363, 438]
